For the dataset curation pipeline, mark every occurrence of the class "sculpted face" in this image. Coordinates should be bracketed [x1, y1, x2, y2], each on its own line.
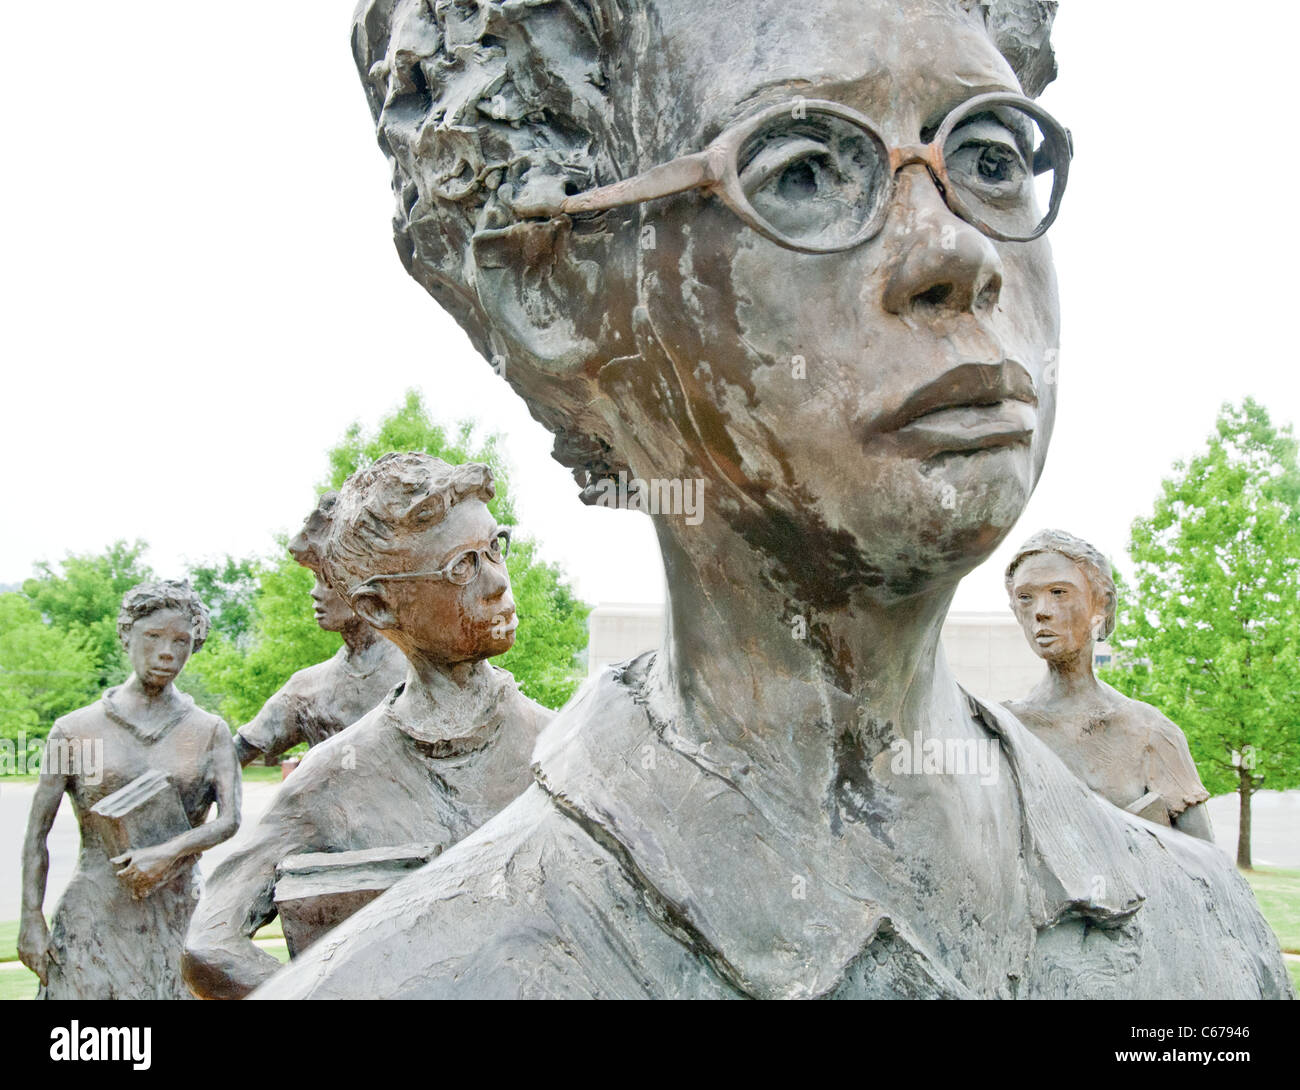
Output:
[309, 573, 355, 634]
[368, 499, 517, 663]
[126, 607, 194, 688]
[1009, 552, 1101, 662]
[616, 0, 1060, 600]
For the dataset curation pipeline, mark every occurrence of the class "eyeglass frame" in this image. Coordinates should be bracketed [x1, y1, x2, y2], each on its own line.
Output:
[347, 527, 512, 601]
[511, 92, 1072, 253]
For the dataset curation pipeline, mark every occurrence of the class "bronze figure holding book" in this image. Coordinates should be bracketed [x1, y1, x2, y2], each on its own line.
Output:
[18, 581, 241, 1000]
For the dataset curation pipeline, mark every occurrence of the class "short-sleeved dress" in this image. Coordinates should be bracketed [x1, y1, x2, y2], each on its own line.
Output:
[38, 688, 233, 1000]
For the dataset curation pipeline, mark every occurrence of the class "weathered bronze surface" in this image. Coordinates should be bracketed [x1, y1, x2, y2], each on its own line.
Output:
[1004, 529, 1214, 840]
[233, 492, 405, 767]
[18, 581, 241, 999]
[255, 0, 1291, 999]
[184, 454, 550, 999]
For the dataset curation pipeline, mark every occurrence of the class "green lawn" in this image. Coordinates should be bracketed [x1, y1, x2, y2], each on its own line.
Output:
[1241, 867, 1300, 954]
[0, 936, 289, 1000]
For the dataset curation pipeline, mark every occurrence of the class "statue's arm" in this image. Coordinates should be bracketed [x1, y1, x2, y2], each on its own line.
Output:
[113, 724, 244, 897]
[1172, 800, 1215, 842]
[1144, 711, 1214, 842]
[18, 761, 69, 984]
[183, 779, 317, 999]
[233, 684, 302, 766]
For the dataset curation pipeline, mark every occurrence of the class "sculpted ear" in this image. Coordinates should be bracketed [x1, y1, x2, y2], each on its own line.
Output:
[350, 590, 399, 633]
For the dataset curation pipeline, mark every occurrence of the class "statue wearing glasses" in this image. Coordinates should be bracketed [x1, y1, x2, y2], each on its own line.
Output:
[256, 0, 1290, 999]
[183, 453, 551, 999]
[231, 492, 405, 767]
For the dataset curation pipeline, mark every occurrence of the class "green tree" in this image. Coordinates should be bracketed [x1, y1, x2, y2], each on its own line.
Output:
[0, 594, 101, 742]
[1103, 399, 1300, 868]
[21, 540, 154, 690]
[188, 555, 260, 645]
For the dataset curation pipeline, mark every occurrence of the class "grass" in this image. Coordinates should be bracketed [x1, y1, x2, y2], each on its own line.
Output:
[0, 937, 290, 1000]
[1240, 867, 1300, 954]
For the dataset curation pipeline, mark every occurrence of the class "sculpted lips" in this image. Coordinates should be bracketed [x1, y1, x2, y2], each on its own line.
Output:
[872, 361, 1038, 454]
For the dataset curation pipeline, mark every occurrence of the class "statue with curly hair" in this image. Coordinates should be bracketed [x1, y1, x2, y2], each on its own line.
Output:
[257, 0, 1289, 998]
[1004, 530, 1213, 840]
[18, 580, 242, 999]
[184, 453, 552, 999]
[232, 492, 405, 767]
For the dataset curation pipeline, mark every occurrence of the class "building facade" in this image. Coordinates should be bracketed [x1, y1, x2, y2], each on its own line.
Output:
[586, 603, 1114, 705]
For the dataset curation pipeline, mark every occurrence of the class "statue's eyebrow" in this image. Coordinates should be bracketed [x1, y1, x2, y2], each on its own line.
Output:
[919, 81, 1023, 141]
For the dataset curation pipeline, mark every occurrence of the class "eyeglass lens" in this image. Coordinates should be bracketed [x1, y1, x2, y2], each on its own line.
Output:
[734, 103, 1061, 248]
[445, 531, 511, 586]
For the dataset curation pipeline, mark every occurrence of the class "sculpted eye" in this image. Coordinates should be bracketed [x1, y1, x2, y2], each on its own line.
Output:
[947, 127, 1029, 194]
[450, 553, 477, 581]
[736, 112, 889, 250]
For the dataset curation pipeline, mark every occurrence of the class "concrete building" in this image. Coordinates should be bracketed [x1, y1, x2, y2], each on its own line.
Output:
[586, 603, 1113, 705]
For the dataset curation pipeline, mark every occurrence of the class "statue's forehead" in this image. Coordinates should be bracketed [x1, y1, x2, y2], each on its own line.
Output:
[1014, 552, 1089, 587]
[643, 0, 1018, 142]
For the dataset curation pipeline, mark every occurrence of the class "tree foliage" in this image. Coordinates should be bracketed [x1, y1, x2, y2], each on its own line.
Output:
[0, 594, 101, 741]
[187, 555, 260, 645]
[187, 550, 339, 727]
[1102, 398, 1300, 866]
[21, 540, 153, 689]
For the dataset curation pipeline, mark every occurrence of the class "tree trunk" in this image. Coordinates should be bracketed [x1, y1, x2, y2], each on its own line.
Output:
[1236, 766, 1253, 870]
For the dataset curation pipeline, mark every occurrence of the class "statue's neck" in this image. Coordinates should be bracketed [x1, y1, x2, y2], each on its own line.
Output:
[390, 654, 501, 743]
[645, 519, 970, 809]
[1042, 646, 1099, 701]
[340, 618, 382, 656]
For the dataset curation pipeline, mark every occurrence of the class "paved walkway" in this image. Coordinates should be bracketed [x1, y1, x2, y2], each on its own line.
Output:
[0, 782, 1295, 921]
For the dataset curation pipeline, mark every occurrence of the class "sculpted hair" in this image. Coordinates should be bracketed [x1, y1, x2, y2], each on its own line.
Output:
[287, 491, 341, 574]
[322, 452, 497, 595]
[350, 0, 1057, 491]
[117, 580, 212, 654]
[1005, 529, 1118, 640]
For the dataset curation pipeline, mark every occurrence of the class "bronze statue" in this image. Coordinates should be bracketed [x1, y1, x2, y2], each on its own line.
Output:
[1003, 529, 1214, 839]
[184, 453, 552, 999]
[256, 0, 1289, 999]
[18, 581, 241, 1000]
[233, 491, 404, 767]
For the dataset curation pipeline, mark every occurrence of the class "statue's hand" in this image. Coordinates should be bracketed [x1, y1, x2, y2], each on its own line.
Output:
[112, 845, 180, 899]
[17, 917, 51, 986]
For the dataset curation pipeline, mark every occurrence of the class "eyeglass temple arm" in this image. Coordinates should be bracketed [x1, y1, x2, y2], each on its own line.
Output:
[1032, 127, 1073, 176]
[514, 150, 721, 218]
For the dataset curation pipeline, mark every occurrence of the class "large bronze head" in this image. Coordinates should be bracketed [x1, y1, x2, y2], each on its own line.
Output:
[352, 0, 1061, 605]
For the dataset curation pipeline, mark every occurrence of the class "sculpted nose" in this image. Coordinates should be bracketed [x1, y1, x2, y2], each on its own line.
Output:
[882, 168, 1004, 317]
[479, 559, 510, 601]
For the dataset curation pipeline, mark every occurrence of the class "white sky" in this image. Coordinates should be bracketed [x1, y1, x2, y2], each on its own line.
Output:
[2, 3, 1297, 613]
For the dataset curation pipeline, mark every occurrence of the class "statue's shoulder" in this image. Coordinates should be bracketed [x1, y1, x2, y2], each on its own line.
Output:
[488, 664, 556, 733]
[49, 698, 108, 737]
[252, 779, 713, 999]
[285, 701, 394, 786]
